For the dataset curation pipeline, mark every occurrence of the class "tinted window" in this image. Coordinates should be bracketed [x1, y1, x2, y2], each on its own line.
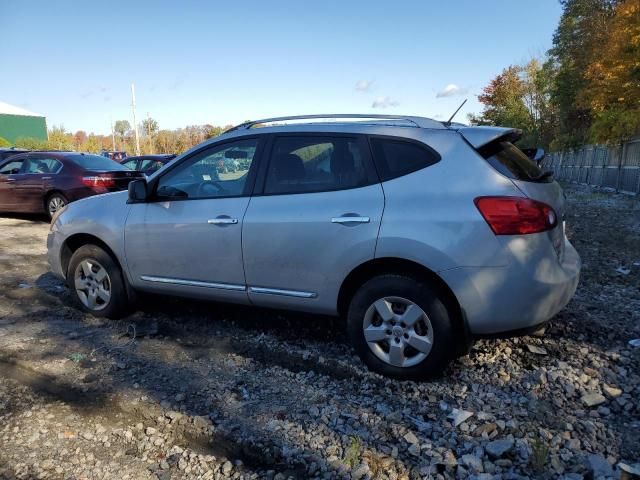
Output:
[156, 138, 258, 199]
[140, 158, 166, 173]
[265, 136, 368, 194]
[68, 154, 127, 171]
[24, 157, 63, 174]
[121, 159, 138, 170]
[370, 137, 440, 181]
[0, 160, 23, 174]
[479, 141, 550, 183]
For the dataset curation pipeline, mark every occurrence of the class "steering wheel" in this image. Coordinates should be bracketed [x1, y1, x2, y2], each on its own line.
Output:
[196, 180, 227, 197]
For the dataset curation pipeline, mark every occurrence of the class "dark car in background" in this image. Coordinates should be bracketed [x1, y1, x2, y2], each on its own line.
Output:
[0, 148, 29, 162]
[0, 152, 144, 219]
[100, 151, 127, 162]
[121, 154, 176, 175]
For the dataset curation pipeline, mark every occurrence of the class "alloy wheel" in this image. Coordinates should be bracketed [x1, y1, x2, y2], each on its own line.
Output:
[362, 296, 434, 368]
[48, 196, 66, 217]
[73, 258, 111, 311]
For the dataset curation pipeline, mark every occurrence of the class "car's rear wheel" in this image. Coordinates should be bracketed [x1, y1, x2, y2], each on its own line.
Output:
[67, 245, 129, 318]
[46, 193, 67, 219]
[347, 274, 454, 380]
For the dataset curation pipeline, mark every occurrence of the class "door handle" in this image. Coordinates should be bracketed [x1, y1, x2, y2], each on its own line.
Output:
[6, 178, 16, 181]
[207, 217, 238, 225]
[331, 215, 370, 224]
[42, 176, 52, 180]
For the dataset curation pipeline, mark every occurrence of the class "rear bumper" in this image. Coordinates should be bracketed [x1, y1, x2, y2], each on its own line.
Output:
[441, 237, 580, 336]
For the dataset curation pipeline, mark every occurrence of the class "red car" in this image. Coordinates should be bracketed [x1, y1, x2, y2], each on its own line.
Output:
[0, 151, 144, 219]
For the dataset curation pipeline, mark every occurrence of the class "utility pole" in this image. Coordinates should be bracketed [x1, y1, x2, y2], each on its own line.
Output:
[131, 83, 141, 156]
[110, 116, 116, 151]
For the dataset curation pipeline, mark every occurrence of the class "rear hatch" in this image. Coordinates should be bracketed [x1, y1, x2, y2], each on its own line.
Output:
[458, 127, 566, 259]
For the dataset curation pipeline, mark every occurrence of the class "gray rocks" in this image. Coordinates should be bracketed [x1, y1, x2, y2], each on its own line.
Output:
[461, 454, 484, 473]
[221, 460, 233, 475]
[449, 408, 474, 427]
[584, 453, 614, 478]
[526, 344, 548, 355]
[485, 439, 514, 459]
[581, 393, 607, 407]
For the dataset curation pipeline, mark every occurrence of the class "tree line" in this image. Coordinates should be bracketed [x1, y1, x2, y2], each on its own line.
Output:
[0, 121, 232, 155]
[470, 0, 638, 151]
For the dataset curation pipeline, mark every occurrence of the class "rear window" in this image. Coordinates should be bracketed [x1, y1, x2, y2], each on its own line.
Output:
[369, 137, 440, 181]
[478, 141, 550, 183]
[67, 154, 127, 171]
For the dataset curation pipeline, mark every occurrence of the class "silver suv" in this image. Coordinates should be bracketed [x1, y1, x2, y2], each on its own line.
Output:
[47, 115, 580, 379]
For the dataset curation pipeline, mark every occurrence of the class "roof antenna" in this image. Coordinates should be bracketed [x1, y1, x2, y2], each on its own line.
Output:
[444, 98, 467, 127]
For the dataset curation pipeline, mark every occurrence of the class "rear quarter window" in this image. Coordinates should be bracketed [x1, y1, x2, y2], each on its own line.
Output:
[369, 137, 440, 181]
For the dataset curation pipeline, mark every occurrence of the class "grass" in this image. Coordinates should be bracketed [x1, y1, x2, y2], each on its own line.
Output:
[530, 437, 550, 473]
[343, 436, 361, 468]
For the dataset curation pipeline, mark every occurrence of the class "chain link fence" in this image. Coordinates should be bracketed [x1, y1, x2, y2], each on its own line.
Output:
[543, 137, 640, 195]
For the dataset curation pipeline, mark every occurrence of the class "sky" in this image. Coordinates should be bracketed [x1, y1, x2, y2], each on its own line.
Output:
[0, 0, 562, 135]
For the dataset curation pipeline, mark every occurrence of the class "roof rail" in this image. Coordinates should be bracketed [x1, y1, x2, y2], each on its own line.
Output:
[224, 114, 445, 133]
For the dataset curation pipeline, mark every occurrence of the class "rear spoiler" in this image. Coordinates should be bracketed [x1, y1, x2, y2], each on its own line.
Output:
[455, 126, 522, 149]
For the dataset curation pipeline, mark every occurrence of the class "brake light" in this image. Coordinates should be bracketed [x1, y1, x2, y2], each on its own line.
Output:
[474, 196, 557, 235]
[82, 176, 116, 189]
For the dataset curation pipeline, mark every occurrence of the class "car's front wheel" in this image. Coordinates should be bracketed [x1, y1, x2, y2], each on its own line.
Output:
[67, 245, 130, 318]
[347, 274, 455, 380]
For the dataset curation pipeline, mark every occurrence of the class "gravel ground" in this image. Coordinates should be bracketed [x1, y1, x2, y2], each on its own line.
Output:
[0, 184, 639, 480]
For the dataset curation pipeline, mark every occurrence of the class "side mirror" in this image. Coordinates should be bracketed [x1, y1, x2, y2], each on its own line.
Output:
[128, 179, 148, 203]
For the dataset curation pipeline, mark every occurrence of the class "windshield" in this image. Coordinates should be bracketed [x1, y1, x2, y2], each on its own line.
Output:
[479, 141, 551, 183]
[68, 154, 127, 171]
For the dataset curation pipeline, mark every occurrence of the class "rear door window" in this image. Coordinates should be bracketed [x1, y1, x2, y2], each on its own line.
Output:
[24, 157, 63, 174]
[478, 141, 551, 183]
[264, 136, 372, 194]
[369, 137, 440, 181]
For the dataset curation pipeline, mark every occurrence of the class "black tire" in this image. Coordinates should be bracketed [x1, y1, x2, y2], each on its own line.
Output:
[347, 274, 455, 380]
[67, 244, 130, 319]
[46, 192, 67, 220]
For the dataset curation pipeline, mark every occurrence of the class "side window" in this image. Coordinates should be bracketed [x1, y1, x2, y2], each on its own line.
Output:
[370, 137, 440, 181]
[0, 160, 23, 175]
[156, 138, 259, 199]
[24, 157, 63, 174]
[121, 159, 139, 170]
[264, 136, 368, 194]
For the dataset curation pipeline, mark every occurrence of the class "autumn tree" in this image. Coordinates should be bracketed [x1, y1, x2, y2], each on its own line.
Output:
[548, 0, 619, 147]
[47, 126, 73, 150]
[581, 0, 640, 143]
[0, 136, 11, 147]
[83, 135, 103, 153]
[73, 130, 88, 150]
[113, 120, 131, 149]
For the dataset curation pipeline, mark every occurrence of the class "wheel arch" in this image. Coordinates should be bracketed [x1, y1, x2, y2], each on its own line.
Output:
[337, 257, 471, 354]
[60, 233, 136, 302]
[60, 233, 118, 276]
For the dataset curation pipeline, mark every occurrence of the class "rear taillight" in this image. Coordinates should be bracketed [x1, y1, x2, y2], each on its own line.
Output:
[82, 175, 116, 189]
[474, 196, 557, 235]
